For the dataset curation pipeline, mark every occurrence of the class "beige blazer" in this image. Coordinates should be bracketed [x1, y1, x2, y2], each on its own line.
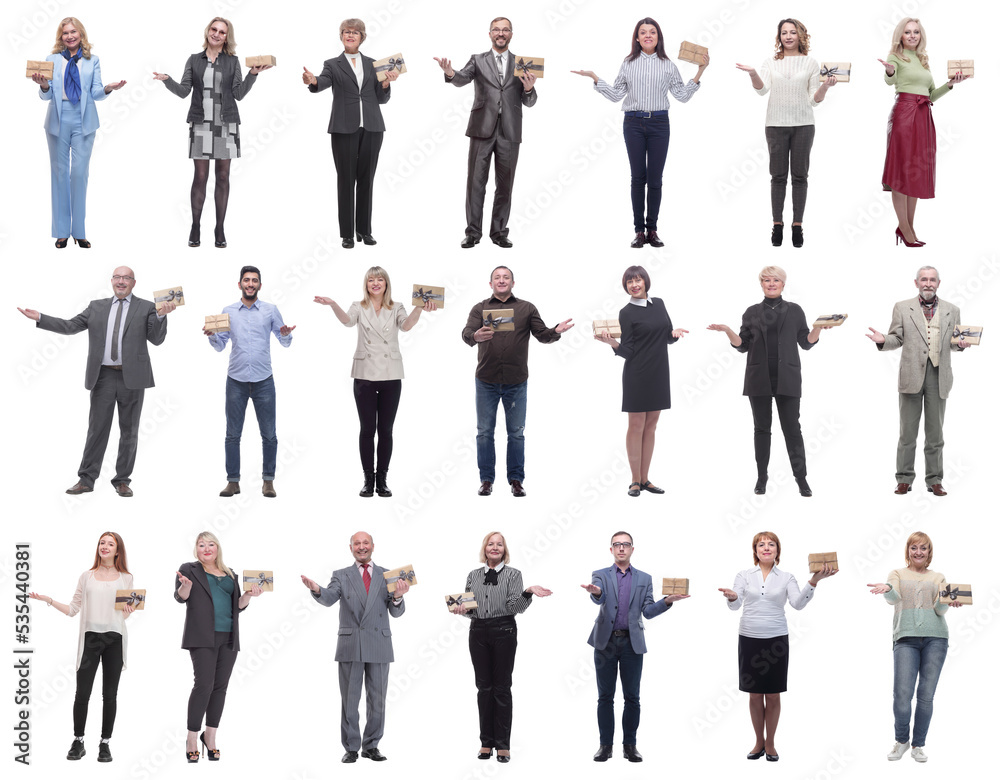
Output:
[878, 297, 961, 398]
[347, 301, 407, 380]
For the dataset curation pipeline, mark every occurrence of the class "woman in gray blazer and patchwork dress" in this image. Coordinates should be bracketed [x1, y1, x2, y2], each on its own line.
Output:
[315, 266, 436, 497]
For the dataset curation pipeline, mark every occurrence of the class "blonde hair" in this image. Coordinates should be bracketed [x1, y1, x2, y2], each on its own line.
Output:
[360, 266, 395, 309]
[904, 531, 934, 566]
[51, 17, 93, 58]
[758, 265, 787, 284]
[202, 17, 237, 56]
[773, 18, 810, 60]
[752, 531, 781, 565]
[479, 531, 511, 564]
[340, 19, 367, 45]
[889, 18, 929, 69]
[193, 531, 235, 578]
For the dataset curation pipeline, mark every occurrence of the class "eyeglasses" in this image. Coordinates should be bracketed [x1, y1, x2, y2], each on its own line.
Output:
[490, 28, 512, 35]
[611, 542, 633, 550]
[111, 275, 134, 281]
[342, 30, 362, 37]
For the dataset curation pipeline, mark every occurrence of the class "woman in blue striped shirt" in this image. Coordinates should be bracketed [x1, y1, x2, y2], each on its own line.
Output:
[573, 18, 708, 248]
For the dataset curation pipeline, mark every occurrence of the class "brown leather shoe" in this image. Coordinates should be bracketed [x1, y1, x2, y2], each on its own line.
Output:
[894, 482, 911, 495]
[927, 484, 948, 497]
[630, 232, 645, 249]
[219, 482, 240, 497]
[645, 231, 664, 248]
[478, 481, 493, 496]
[66, 481, 93, 495]
[115, 483, 133, 497]
[511, 480, 526, 497]
[262, 481, 277, 498]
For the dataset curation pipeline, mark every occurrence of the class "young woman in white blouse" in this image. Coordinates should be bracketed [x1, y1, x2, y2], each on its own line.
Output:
[736, 19, 836, 247]
[719, 531, 836, 762]
[572, 18, 708, 248]
[29, 532, 137, 763]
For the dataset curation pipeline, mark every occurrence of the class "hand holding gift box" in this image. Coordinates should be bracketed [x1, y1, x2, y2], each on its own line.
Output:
[483, 309, 515, 331]
[940, 583, 972, 605]
[446, 592, 478, 613]
[384, 565, 417, 594]
[678, 41, 709, 67]
[951, 325, 982, 346]
[812, 314, 847, 328]
[808, 552, 839, 573]
[245, 55, 277, 68]
[412, 285, 445, 309]
[373, 53, 407, 82]
[947, 60, 974, 78]
[662, 578, 690, 596]
[26, 60, 54, 79]
[115, 589, 146, 610]
[154, 286, 185, 314]
[593, 319, 623, 338]
[204, 313, 230, 334]
[820, 62, 851, 82]
[242, 570, 274, 592]
[513, 56, 544, 78]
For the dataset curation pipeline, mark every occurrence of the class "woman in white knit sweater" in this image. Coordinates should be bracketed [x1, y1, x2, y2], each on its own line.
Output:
[736, 19, 837, 247]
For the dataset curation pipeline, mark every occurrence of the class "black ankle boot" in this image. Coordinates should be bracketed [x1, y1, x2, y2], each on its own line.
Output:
[754, 475, 768, 495]
[360, 471, 375, 497]
[771, 224, 783, 246]
[791, 224, 804, 248]
[375, 471, 392, 497]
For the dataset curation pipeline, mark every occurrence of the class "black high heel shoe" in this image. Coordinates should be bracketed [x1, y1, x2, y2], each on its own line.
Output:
[73, 238, 91, 249]
[356, 231, 377, 246]
[214, 228, 227, 249]
[771, 224, 783, 246]
[496, 752, 510, 763]
[791, 225, 803, 247]
[55, 238, 69, 249]
[478, 748, 493, 760]
[754, 476, 767, 495]
[188, 226, 201, 247]
[186, 750, 200, 763]
[199, 733, 220, 761]
[796, 477, 812, 497]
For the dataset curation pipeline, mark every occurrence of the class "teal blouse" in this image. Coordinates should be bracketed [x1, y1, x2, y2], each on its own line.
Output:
[206, 572, 235, 633]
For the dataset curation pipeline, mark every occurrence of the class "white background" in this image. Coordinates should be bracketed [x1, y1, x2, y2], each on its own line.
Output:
[2, 0, 997, 778]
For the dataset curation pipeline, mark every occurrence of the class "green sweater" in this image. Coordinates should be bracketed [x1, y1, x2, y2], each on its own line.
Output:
[884, 53, 952, 102]
[884, 567, 949, 642]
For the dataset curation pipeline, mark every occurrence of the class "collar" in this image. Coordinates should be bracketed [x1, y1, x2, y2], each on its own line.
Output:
[198, 50, 224, 61]
[343, 50, 364, 59]
[488, 293, 517, 305]
[918, 295, 939, 309]
[355, 560, 372, 572]
[112, 293, 133, 304]
[614, 564, 632, 576]
[753, 564, 781, 574]
[485, 562, 505, 574]
[639, 50, 659, 60]
[239, 298, 261, 311]
[491, 49, 509, 59]
[628, 296, 648, 307]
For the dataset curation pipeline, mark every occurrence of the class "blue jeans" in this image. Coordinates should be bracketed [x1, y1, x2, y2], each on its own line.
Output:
[623, 114, 670, 233]
[225, 375, 277, 481]
[595, 633, 643, 746]
[475, 379, 527, 484]
[893, 636, 948, 746]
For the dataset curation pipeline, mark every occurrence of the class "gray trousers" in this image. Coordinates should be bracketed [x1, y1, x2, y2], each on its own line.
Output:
[339, 661, 389, 752]
[897, 361, 946, 485]
[79, 366, 144, 487]
[765, 125, 815, 224]
[466, 119, 520, 240]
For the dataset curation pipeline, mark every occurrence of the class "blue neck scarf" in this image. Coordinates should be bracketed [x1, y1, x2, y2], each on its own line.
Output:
[61, 49, 82, 104]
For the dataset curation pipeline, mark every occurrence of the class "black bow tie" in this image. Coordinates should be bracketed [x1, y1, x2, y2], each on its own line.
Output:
[484, 569, 499, 586]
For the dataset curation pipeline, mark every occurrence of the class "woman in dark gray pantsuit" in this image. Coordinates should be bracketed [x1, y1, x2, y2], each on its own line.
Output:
[708, 266, 833, 497]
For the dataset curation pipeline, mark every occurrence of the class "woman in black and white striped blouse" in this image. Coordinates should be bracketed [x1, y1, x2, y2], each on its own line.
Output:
[451, 531, 551, 763]
[573, 18, 708, 248]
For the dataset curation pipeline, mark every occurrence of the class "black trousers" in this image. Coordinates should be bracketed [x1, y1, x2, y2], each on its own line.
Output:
[79, 366, 144, 488]
[331, 128, 384, 239]
[466, 119, 520, 241]
[469, 616, 518, 750]
[187, 632, 238, 732]
[353, 379, 402, 473]
[74, 631, 123, 739]
[749, 394, 806, 479]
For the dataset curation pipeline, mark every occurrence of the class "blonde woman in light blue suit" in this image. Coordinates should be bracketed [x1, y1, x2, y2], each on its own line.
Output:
[30, 17, 125, 248]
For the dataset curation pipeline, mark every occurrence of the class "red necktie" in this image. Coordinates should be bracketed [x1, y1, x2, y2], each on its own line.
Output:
[362, 565, 371, 594]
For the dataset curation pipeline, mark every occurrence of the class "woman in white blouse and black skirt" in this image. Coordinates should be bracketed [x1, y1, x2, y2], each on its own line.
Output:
[451, 532, 551, 763]
[573, 18, 708, 248]
[29, 532, 137, 763]
[719, 531, 836, 762]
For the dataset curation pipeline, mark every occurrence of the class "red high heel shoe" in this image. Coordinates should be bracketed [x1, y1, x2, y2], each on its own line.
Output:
[895, 228, 923, 248]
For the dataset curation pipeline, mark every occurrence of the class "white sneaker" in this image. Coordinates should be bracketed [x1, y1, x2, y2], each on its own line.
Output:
[887, 741, 910, 761]
[911, 746, 928, 763]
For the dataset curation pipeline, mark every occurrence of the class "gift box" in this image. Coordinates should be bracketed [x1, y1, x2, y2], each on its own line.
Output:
[114, 589, 146, 610]
[483, 309, 514, 331]
[384, 565, 418, 594]
[808, 552, 838, 573]
[947, 60, 974, 78]
[245, 55, 277, 68]
[513, 56, 544, 78]
[411, 284, 445, 309]
[812, 313, 848, 328]
[204, 313, 230, 334]
[374, 53, 406, 82]
[593, 319, 622, 338]
[662, 578, 689, 596]
[242, 570, 274, 592]
[26, 60, 54, 79]
[940, 584, 973, 605]
[677, 41, 709, 65]
[445, 592, 478, 612]
[820, 62, 851, 82]
[951, 325, 983, 345]
[153, 286, 185, 313]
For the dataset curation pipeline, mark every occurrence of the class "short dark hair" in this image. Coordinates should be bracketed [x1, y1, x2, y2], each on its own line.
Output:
[610, 531, 633, 544]
[621, 266, 650, 295]
[490, 17, 512, 30]
[490, 266, 514, 283]
[239, 265, 261, 283]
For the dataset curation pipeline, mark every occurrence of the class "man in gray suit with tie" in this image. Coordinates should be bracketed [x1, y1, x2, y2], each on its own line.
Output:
[867, 266, 974, 496]
[18, 266, 174, 496]
[581, 531, 688, 763]
[435, 17, 538, 248]
[301, 531, 408, 763]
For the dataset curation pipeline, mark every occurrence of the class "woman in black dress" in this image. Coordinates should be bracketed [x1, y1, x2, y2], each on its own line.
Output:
[595, 266, 688, 496]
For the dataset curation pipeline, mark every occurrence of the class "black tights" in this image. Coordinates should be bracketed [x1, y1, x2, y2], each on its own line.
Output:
[73, 631, 124, 739]
[353, 379, 402, 473]
[191, 159, 232, 242]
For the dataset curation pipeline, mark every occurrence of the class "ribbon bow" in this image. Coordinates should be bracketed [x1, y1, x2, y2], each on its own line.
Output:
[154, 290, 183, 303]
[244, 572, 273, 587]
[952, 327, 977, 338]
[484, 569, 499, 586]
[376, 56, 404, 73]
[940, 585, 971, 601]
[820, 65, 849, 78]
[386, 569, 416, 585]
[116, 591, 145, 606]
[412, 288, 444, 304]
[446, 595, 473, 607]
[816, 314, 846, 323]
[483, 313, 513, 329]
[515, 58, 542, 73]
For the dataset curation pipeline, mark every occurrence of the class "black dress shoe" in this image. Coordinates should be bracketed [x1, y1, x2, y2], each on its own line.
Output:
[360, 471, 375, 498]
[98, 742, 113, 762]
[630, 232, 645, 248]
[640, 480, 664, 494]
[791, 224, 804, 247]
[67, 739, 85, 760]
[628, 481, 641, 497]
[478, 748, 493, 759]
[342, 751, 359, 763]
[478, 480, 493, 496]
[747, 748, 766, 760]
[754, 476, 767, 495]
[375, 471, 392, 497]
[796, 477, 812, 497]
[361, 748, 387, 761]
[510, 480, 526, 497]
[645, 230, 664, 247]
[356, 232, 377, 246]
[771, 224, 783, 246]
[766, 752, 779, 762]
[342, 237, 355, 248]
[623, 744, 643, 762]
[496, 753, 510, 763]
[461, 236, 480, 248]
[593, 745, 613, 762]
[492, 236, 513, 248]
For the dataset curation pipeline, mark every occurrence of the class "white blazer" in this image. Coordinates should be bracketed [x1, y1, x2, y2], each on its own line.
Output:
[346, 301, 406, 380]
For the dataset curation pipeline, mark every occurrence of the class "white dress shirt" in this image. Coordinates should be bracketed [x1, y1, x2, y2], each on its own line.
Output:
[346, 50, 365, 129]
[728, 565, 815, 638]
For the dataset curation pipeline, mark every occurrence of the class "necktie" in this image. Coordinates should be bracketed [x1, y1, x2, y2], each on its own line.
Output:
[496, 54, 504, 115]
[362, 565, 371, 594]
[111, 298, 124, 362]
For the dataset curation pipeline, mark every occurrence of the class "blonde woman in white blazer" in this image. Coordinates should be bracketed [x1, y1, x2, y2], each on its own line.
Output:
[315, 266, 436, 497]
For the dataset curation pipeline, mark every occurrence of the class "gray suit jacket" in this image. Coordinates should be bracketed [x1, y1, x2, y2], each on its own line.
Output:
[587, 565, 670, 654]
[446, 51, 537, 142]
[37, 296, 167, 390]
[308, 53, 390, 134]
[314, 563, 405, 663]
[878, 297, 961, 398]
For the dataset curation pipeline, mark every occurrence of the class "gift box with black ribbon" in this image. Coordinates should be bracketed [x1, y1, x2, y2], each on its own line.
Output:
[154, 287, 185, 313]
[820, 62, 851, 82]
[374, 53, 406, 82]
[951, 325, 982, 345]
[445, 592, 478, 612]
[114, 589, 146, 610]
[483, 309, 514, 332]
[940, 584, 972, 605]
[242, 570, 274, 592]
[513, 56, 544, 78]
[411, 285, 445, 309]
[384, 565, 418, 594]
[812, 313, 847, 328]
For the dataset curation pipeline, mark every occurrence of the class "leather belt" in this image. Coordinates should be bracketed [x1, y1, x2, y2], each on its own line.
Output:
[625, 110, 668, 118]
[102, 365, 123, 371]
[611, 629, 630, 637]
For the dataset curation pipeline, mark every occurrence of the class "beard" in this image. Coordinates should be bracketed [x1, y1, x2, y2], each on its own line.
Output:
[242, 288, 259, 301]
[919, 289, 936, 301]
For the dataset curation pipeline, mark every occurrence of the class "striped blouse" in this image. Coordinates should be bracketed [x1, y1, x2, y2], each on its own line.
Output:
[463, 564, 533, 620]
[594, 50, 701, 112]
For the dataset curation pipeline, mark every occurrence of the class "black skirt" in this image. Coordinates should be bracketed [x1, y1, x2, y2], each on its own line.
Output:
[738, 634, 789, 693]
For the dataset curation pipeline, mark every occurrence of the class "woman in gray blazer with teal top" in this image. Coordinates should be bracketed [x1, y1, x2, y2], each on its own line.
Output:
[315, 266, 436, 497]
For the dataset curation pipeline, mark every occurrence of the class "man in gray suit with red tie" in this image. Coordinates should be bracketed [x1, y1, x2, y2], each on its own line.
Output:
[18, 266, 174, 496]
[434, 17, 538, 248]
[301, 531, 408, 763]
